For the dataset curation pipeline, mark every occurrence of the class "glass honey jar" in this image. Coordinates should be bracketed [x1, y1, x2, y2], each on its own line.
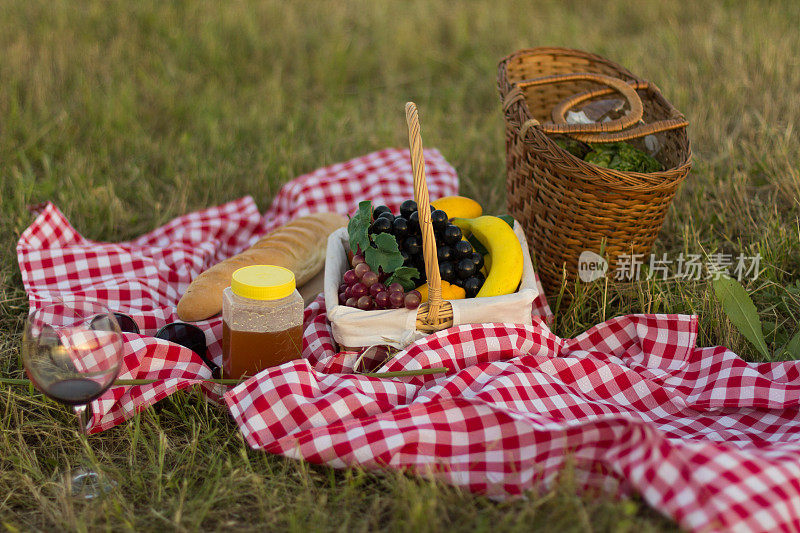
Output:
[221, 265, 304, 379]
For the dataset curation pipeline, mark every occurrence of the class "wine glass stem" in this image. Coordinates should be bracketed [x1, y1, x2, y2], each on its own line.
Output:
[76, 404, 89, 436]
[69, 403, 107, 499]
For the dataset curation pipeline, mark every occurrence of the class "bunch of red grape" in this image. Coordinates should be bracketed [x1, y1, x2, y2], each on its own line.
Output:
[339, 253, 422, 310]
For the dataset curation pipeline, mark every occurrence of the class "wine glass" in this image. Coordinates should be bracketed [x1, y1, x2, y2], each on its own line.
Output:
[22, 298, 124, 499]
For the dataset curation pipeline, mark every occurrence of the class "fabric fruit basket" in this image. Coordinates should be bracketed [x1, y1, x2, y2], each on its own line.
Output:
[324, 103, 539, 350]
[498, 47, 692, 299]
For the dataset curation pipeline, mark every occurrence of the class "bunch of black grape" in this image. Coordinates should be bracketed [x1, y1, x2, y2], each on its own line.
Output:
[369, 200, 486, 298]
[339, 254, 422, 310]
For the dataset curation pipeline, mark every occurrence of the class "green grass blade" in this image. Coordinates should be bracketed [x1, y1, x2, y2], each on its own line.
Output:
[779, 330, 800, 358]
[0, 368, 449, 390]
[712, 276, 770, 359]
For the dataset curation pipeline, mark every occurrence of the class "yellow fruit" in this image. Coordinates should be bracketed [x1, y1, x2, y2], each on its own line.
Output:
[482, 253, 491, 275]
[452, 216, 522, 297]
[416, 280, 466, 303]
[431, 196, 483, 220]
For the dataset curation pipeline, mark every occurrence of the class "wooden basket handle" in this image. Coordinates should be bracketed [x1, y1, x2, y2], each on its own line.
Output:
[405, 102, 443, 326]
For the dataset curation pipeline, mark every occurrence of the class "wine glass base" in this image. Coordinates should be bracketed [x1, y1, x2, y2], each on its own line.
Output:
[69, 467, 116, 500]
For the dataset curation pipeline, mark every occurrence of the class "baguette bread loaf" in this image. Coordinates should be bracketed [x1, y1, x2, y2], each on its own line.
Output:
[298, 267, 326, 307]
[177, 212, 347, 321]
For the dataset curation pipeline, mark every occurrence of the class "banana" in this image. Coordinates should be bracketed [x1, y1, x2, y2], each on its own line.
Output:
[431, 196, 483, 219]
[482, 253, 491, 275]
[452, 216, 522, 298]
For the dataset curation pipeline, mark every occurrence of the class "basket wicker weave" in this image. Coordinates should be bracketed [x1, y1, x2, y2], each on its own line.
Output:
[405, 102, 454, 332]
[497, 47, 692, 300]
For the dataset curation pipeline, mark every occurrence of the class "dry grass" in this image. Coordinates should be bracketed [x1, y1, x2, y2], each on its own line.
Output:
[1, 1, 799, 530]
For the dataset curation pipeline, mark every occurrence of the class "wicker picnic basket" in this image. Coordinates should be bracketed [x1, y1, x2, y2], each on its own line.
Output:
[324, 102, 538, 350]
[498, 47, 692, 299]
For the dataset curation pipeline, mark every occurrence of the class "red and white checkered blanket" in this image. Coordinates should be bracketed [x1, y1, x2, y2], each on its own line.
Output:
[17, 149, 800, 532]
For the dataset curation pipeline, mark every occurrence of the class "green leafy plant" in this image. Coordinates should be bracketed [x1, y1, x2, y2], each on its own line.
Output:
[584, 142, 663, 173]
[782, 332, 800, 358]
[713, 276, 800, 359]
[555, 138, 662, 173]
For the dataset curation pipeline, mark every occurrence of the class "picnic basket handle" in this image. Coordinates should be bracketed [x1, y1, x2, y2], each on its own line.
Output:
[502, 73, 688, 143]
[506, 73, 644, 135]
[405, 102, 452, 330]
[550, 80, 689, 142]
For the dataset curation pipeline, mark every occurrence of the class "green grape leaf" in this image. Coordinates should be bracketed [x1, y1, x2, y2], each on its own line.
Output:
[712, 276, 770, 359]
[365, 232, 404, 274]
[348, 200, 372, 254]
[385, 266, 421, 291]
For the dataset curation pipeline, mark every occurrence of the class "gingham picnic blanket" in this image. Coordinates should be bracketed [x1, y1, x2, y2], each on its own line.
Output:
[16, 149, 800, 532]
[17, 148, 470, 427]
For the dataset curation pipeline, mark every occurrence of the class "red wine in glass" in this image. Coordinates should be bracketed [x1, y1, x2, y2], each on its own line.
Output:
[39, 378, 106, 406]
[22, 298, 124, 499]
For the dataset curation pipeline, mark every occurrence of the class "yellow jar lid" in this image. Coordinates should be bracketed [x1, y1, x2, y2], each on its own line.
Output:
[231, 265, 296, 300]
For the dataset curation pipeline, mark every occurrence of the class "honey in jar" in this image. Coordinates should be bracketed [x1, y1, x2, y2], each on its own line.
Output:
[222, 265, 304, 379]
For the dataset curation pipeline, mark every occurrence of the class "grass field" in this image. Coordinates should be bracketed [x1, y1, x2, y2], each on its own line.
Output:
[2, 1, 799, 530]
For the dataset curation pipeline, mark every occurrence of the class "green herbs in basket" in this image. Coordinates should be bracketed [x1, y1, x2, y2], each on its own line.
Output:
[585, 142, 662, 172]
[555, 139, 663, 173]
